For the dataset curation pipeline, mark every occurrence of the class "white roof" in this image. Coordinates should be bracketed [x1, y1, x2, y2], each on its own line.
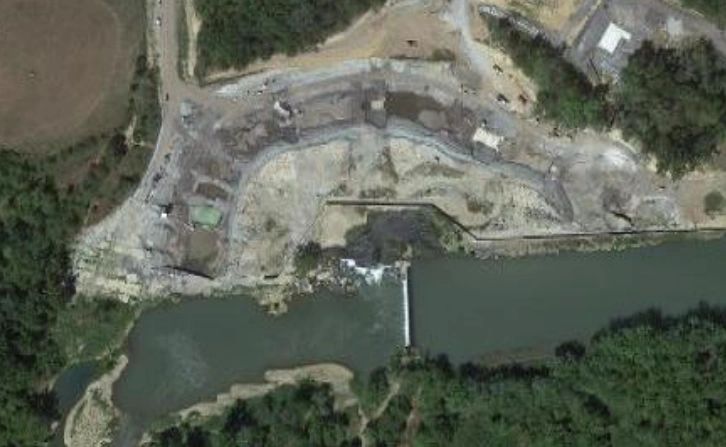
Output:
[472, 127, 504, 149]
[597, 23, 632, 54]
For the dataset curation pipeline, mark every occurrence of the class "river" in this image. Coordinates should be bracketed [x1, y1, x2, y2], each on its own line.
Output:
[113, 283, 403, 422]
[55, 236, 726, 445]
[411, 236, 726, 364]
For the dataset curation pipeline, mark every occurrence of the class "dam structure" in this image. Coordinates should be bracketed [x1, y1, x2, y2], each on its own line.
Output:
[401, 261, 412, 348]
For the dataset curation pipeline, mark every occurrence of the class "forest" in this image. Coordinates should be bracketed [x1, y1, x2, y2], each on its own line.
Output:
[486, 16, 726, 177]
[0, 153, 78, 444]
[194, 0, 386, 76]
[0, 54, 159, 445]
[150, 305, 726, 447]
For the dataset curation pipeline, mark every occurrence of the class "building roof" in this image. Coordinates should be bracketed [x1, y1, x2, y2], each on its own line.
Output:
[597, 23, 632, 54]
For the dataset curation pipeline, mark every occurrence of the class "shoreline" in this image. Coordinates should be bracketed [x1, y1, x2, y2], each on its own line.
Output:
[140, 363, 356, 443]
[63, 355, 129, 447]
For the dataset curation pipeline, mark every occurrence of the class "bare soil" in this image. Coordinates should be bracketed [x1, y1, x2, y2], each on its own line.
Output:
[482, 0, 584, 32]
[0, 0, 144, 151]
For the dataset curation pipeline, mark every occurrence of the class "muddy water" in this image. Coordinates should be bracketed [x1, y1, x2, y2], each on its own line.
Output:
[411, 237, 726, 364]
[113, 283, 403, 423]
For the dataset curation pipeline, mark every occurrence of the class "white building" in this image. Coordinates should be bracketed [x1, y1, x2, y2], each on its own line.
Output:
[597, 23, 632, 54]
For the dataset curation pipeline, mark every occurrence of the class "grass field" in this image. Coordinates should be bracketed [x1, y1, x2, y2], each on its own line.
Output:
[0, 0, 145, 151]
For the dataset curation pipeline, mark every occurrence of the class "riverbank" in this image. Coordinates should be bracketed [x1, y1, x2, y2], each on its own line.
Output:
[140, 305, 726, 446]
[173, 363, 355, 421]
[74, 234, 726, 446]
[63, 356, 128, 447]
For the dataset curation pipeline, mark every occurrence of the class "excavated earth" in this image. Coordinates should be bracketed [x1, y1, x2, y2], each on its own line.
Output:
[74, 58, 724, 303]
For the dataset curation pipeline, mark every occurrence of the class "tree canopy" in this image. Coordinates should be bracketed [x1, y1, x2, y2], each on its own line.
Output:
[152, 306, 726, 447]
[486, 17, 610, 130]
[152, 381, 357, 447]
[0, 152, 79, 445]
[195, 0, 386, 76]
[487, 13, 726, 176]
[616, 39, 726, 177]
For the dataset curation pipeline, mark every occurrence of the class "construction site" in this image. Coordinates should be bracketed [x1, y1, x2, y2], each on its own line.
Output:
[72, 0, 726, 305]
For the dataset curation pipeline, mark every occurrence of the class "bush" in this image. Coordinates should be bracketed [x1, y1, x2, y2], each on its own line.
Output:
[704, 191, 725, 215]
[294, 241, 323, 275]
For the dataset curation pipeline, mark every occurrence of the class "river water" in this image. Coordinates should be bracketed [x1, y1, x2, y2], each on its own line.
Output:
[54, 237, 725, 445]
[411, 237, 726, 364]
[113, 283, 403, 422]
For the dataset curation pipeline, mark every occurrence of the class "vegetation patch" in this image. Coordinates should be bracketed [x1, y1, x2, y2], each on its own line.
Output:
[429, 48, 457, 62]
[151, 381, 354, 446]
[487, 14, 726, 177]
[682, 0, 726, 27]
[367, 394, 412, 447]
[40, 54, 161, 224]
[294, 242, 324, 276]
[53, 297, 137, 365]
[0, 14, 158, 445]
[617, 40, 726, 178]
[194, 0, 387, 76]
[0, 153, 80, 444]
[485, 16, 609, 130]
[465, 195, 494, 215]
[149, 305, 726, 446]
[177, 0, 190, 79]
[704, 191, 725, 215]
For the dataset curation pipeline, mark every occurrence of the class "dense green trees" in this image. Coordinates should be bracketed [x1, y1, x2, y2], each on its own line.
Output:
[152, 306, 726, 446]
[195, 0, 386, 76]
[0, 51, 159, 447]
[487, 15, 726, 177]
[152, 382, 357, 447]
[486, 17, 610, 130]
[407, 306, 726, 446]
[616, 40, 726, 177]
[0, 153, 79, 445]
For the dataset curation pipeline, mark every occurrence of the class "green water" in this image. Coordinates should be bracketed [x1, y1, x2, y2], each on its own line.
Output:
[113, 284, 403, 421]
[411, 237, 726, 363]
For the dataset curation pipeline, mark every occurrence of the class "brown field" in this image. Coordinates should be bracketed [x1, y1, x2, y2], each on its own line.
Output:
[0, 0, 144, 151]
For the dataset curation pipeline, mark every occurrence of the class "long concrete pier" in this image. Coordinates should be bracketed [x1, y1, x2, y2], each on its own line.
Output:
[401, 262, 412, 347]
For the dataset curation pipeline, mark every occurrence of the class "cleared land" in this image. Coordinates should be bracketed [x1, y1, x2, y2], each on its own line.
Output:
[0, 0, 144, 150]
[481, 0, 584, 31]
